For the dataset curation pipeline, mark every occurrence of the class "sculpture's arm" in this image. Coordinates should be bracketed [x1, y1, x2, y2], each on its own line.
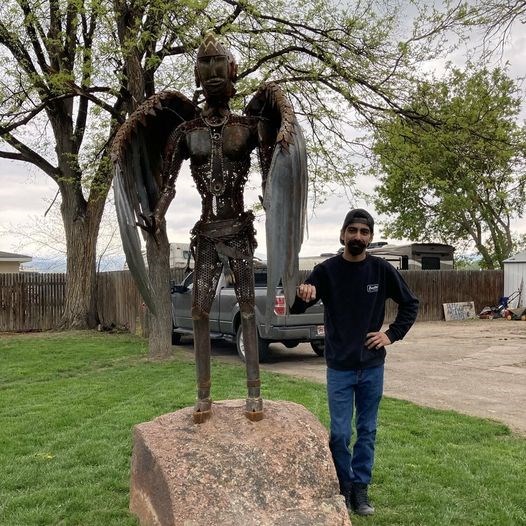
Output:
[111, 91, 196, 311]
[150, 126, 187, 236]
[246, 83, 308, 319]
[257, 118, 277, 205]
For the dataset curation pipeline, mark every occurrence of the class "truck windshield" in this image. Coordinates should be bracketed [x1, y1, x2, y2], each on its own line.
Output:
[224, 271, 268, 288]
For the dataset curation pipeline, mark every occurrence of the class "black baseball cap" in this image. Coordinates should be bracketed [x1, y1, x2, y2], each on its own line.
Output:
[340, 209, 374, 244]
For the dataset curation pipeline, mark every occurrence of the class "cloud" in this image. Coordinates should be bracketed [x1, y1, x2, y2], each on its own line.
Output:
[3, 152, 524, 261]
[0, 163, 58, 252]
[2, 17, 525, 260]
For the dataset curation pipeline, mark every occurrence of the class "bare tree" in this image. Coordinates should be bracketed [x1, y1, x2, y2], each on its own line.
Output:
[0, 198, 123, 272]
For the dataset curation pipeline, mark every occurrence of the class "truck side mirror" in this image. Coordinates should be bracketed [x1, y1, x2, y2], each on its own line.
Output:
[172, 284, 189, 294]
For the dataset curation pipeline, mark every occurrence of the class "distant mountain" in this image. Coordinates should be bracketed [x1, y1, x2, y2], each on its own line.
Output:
[22, 256, 66, 273]
[98, 255, 127, 272]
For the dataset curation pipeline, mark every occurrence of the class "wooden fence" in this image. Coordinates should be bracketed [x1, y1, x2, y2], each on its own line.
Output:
[96, 269, 187, 334]
[0, 269, 186, 333]
[0, 273, 65, 332]
[384, 269, 504, 322]
[0, 268, 503, 333]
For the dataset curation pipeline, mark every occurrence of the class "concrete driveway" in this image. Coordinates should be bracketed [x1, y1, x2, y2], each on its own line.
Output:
[202, 319, 526, 435]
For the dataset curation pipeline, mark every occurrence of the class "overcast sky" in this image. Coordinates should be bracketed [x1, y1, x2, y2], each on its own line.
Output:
[1, 11, 525, 261]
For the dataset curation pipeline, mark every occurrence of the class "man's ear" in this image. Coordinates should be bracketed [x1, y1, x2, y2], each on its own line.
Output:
[340, 228, 345, 245]
[367, 232, 374, 247]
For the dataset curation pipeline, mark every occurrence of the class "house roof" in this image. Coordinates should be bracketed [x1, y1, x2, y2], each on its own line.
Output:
[503, 250, 526, 263]
[0, 251, 32, 263]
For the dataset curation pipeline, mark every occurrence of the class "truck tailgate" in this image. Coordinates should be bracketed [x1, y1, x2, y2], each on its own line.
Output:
[276, 311, 324, 326]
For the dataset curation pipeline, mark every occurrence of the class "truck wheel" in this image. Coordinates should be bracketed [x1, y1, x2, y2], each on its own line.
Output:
[310, 340, 325, 357]
[236, 326, 271, 363]
[172, 331, 182, 345]
[283, 340, 300, 349]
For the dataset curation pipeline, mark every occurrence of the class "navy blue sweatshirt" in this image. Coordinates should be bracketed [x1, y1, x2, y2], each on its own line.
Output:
[291, 254, 419, 370]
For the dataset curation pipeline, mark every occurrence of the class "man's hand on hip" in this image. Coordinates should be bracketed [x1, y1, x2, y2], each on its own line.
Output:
[366, 331, 391, 350]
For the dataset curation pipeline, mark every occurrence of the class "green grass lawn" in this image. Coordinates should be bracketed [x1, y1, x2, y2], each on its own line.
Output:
[1, 332, 525, 526]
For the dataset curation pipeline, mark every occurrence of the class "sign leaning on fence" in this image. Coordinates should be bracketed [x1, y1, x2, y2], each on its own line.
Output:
[442, 301, 476, 321]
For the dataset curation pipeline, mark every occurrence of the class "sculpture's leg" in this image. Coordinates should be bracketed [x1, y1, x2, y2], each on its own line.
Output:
[240, 305, 264, 421]
[191, 239, 223, 424]
[230, 245, 264, 421]
[192, 307, 213, 423]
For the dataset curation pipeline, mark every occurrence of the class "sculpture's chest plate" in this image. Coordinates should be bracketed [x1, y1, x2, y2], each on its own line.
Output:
[182, 116, 259, 219]
[186, 120, 257, 165]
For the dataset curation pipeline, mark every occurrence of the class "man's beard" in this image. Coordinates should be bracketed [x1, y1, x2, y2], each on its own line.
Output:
[346, 239, 367, 256]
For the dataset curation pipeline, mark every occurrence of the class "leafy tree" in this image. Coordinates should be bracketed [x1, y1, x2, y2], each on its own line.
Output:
[371, 65, 526, 269]
[459, 0, 526, 48]
[0, 0, 468, 356]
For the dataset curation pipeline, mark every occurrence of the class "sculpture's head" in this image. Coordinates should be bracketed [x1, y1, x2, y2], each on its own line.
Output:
[195, 33, 238, 104]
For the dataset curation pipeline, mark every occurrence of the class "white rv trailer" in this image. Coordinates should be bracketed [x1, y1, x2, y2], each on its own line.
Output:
[298, 243, 455, 271]
[367, 243, 455, 270]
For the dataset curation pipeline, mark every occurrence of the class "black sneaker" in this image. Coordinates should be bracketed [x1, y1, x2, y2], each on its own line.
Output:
[350, 483, 375, 516]
[341, 488, 352, 511]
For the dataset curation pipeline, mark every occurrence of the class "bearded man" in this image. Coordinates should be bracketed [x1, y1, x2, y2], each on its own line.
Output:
[292, 208, 419, 516]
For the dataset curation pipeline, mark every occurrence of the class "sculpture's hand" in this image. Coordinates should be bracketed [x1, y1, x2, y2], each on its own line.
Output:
[138, 213, 159, 238]
[137, 213, 151, 230]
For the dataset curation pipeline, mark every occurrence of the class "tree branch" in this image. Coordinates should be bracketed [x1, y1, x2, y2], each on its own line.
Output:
[64, 0, 80, 70]
[73, 7, 99, 152]
[0, 86, 121, 135]
[0, 133, 59, 180]
[0, 20, 49, 96]
[18, 0, 52, 75]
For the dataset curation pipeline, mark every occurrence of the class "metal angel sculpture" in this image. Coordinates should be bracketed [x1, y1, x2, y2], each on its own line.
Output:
[111, 34, 307, 423]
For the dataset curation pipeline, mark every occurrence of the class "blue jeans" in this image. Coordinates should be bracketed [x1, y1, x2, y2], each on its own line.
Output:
[327, 365, 384, 490]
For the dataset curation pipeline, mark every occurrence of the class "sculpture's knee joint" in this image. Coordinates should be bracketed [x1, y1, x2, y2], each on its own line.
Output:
[239, 301, 255, 316]
[192, 306, 209, 320]
[240, 310, 255, 321]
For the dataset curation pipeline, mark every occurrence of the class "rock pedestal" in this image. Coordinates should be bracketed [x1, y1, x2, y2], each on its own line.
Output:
[130, 399, 351, 526]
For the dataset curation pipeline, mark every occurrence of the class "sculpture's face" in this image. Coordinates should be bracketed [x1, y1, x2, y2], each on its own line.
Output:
[197, 54, 229, 99]
[195, 34, 237, 104]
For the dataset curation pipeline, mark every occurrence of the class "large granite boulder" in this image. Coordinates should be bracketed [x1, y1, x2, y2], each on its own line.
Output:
[130, 399, 351, 525]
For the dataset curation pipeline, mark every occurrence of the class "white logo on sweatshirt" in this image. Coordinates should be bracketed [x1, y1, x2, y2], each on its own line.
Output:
[367, 284, 379, 293]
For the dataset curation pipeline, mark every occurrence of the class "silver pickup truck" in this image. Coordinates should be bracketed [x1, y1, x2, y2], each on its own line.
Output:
[171, 268, 325, 362]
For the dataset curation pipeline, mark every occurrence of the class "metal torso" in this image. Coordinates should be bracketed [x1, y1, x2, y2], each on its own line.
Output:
[184, 114, 259, 221]
[163, 113, 261, 315]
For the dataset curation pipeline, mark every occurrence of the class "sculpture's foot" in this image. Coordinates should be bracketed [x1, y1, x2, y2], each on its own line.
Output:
[193, 398, 212, 424]
[245, 397, 264, 422]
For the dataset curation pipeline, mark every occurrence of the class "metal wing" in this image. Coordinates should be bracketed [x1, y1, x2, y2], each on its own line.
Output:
[245, 83, 308, 320]
[111, 91, 197, 313]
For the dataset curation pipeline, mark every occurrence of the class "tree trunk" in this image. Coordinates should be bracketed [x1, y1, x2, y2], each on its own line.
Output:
[474, 241, 495, 269]
[59, 186, 105, 329]
[146, 222, 173, 360]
